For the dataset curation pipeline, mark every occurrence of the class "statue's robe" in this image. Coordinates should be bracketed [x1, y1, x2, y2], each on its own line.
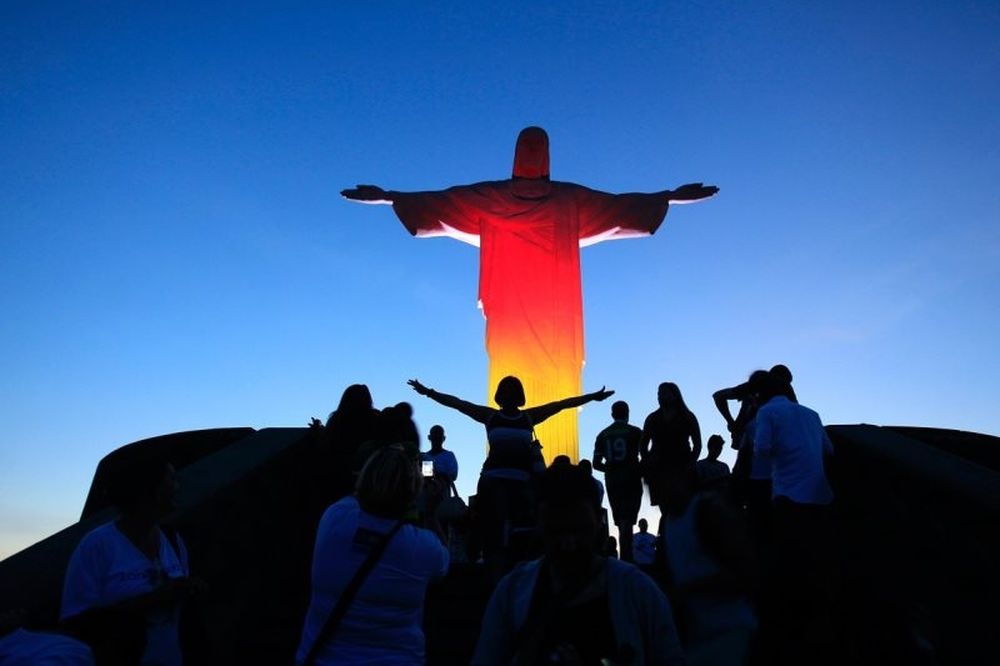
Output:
[391, 177, 670, 462]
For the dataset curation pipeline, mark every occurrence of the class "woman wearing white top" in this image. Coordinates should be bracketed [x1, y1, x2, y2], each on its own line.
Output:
[61, 455, 201, 665]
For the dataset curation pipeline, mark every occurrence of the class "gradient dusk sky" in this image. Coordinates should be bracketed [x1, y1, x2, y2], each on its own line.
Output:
[2, 1, 998, 558]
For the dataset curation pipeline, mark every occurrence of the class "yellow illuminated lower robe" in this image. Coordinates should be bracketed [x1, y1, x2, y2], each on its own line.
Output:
[392, 178, 669, 462]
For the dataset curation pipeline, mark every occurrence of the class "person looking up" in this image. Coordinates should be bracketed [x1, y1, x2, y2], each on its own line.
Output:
[408, 376, 612, 580]
[593, 400, 644, 563]
[640, 382, 701, 509]
[472, 464, 684, 665]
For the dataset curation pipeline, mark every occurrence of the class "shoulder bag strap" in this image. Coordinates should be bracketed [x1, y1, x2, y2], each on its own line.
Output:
[301, 519, 405, 666]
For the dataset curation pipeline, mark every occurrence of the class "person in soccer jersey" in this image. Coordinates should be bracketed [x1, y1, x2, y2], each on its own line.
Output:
[592, 401, 644, 563]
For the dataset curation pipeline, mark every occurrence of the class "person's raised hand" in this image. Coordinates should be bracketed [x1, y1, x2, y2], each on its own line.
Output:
[592, 386, 615, 401]
[341, 184, 391, 203]
[668, 183, 719, 203]
[408, 379, 430, 396]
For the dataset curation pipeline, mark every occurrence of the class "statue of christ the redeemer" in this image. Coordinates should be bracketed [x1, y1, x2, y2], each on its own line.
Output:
[343, 127, 717, 462]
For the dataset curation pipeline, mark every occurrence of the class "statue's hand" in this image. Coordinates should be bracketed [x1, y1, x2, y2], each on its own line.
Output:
[668, 183, 719, 203]
[341, 184, 392, 203]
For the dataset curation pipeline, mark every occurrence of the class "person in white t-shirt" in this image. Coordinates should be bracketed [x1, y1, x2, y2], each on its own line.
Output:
[751, 371, 836, 665]
[296, 445, 449, 665]
[61, 455, 202, 666]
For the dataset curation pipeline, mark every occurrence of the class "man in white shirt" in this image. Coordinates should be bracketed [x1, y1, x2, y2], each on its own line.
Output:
[751, 372, 835, 666]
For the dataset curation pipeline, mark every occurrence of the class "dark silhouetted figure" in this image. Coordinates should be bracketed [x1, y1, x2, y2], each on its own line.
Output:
[296, 445, 448, 665]
[659, 464, 757, 664]
[604, 536, 619, 560]
[697, 434, 732, 489]
[593, 400, 644, 563]
[420, 424, 459, 484]
[314, 384, 381, 500]
[472, 464, 684, 665]
[343, 126, 717, 460]
[713, 364, 796, 505]
[632, 519, 656, 568]
[577, 458, 605, 506]
[408, 376, 612, 581]
[640, 382, 702, 509]
[61, 456, 203, 666]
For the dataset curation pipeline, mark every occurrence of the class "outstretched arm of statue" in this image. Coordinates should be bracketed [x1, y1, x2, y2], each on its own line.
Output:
[527, 387, 615, 426]
[408, 379, 495, 424]
[664, 183, 719, 204]
[341, 184, 395, 204]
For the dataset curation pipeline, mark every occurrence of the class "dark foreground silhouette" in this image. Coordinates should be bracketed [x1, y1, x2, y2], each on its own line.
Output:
[1, 393, 998, 664]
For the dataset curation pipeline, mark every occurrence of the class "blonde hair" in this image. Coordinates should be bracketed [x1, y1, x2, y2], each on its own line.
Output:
[355, 444, 420, 518]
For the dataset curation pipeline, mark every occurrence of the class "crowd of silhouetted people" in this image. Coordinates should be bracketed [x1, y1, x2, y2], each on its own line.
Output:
[0, 366, 841, 666]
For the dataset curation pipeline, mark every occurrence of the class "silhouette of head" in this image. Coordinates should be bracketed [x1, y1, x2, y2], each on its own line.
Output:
[338, 384, 373, 412]
[748, 370, 792, 405]
[579, 459, 594, 476]
[512, 127, 550, 179]
[106, 454, 177, 518]
[356, 445, 419, 519]
[657, 382, 686, 410]
[494, 375, 526, 409]
[537, 463, 601, 574]
[378, 403, 420, 447]
[552, 454, 572, 467]
[611, 400, 629, 421]
[428, 425, 445, 450]
[769, 364, 793, 385]
[707, 434, 725, 459]
[638, 518, 648, 533]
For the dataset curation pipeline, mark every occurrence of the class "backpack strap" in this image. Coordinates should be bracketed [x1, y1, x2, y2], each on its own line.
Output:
[300, 520, 405, 665]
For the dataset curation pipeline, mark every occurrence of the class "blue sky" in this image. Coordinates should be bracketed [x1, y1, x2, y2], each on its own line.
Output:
[2, 1, 998, 557]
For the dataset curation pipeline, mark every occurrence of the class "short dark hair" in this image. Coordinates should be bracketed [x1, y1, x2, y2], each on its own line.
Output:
[707, 434, 725, 450]
[611, 400, 629, 420]
[538, 463, 599, 509]
[494, 376, 526, 408]
[769, 364, 793, 384]
[748, 369, 774, 397]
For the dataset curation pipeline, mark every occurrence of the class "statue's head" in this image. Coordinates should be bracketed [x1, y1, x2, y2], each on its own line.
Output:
[512, 126, 550, 179]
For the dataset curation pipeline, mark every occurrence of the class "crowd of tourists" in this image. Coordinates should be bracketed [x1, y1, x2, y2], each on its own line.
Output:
[0, 366, 837, 666]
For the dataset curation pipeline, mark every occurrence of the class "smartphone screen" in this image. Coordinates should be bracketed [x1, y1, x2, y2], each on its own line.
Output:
[421, 460, 434, 477]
